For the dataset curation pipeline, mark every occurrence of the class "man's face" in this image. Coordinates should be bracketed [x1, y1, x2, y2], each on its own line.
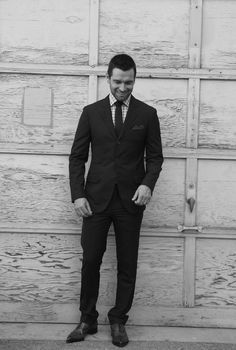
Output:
[107, 68, 135, 101]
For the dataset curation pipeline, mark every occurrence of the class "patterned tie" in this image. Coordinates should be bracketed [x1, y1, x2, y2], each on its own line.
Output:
[114, 100, 123, 137]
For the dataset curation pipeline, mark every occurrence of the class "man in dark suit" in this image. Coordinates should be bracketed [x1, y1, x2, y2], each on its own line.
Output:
[67, 54, 163, 347]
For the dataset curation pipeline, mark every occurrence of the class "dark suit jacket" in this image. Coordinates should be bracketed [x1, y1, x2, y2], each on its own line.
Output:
[69, 95, 163, 213]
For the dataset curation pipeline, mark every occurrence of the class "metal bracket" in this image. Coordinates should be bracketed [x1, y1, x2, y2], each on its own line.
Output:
[177, 225, 203, 233]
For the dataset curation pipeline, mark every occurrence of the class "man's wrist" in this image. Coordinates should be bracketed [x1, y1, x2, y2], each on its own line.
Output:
[140, 184, 151, 193]
[74, 197, 86, 202]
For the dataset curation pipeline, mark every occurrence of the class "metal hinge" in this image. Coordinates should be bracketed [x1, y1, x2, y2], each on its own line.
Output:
[177, 225, 203, 233]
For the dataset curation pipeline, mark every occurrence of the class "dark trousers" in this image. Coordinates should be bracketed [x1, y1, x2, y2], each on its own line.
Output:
[79, 186, 143, 325]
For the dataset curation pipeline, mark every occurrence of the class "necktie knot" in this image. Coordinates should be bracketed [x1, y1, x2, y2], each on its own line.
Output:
[115, 100, 123, 107]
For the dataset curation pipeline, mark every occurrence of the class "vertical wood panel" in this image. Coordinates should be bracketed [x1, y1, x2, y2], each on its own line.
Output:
[89, 0, 100, 67]
[184, 158, 198, 227]
[183, 236, 196, 307]
[188, 0, 203, 68]
[88, 76, 98, 104]
[183, 0, 202, 311]
[88, 0, 99, 104]
[186, 79, 200, 148]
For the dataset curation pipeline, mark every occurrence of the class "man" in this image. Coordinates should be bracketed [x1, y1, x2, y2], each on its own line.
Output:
[67, 54, 163, 347]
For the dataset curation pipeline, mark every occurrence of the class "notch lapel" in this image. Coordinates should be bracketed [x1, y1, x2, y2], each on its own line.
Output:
[97, 95, 116, 138]
[119, 95, 139, 139]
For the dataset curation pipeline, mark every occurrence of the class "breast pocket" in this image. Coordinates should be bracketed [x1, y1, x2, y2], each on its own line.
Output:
[129, 127, 146, 140]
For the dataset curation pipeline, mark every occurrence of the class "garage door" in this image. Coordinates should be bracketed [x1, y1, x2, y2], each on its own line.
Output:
[0, 0, 236, 334]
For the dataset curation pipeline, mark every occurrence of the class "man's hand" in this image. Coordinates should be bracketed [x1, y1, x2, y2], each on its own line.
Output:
[74, 198, 93, 217]
[132, 185, 151, 206]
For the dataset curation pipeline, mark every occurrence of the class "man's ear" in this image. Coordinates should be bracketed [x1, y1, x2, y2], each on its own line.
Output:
[106, 73, 110, 83]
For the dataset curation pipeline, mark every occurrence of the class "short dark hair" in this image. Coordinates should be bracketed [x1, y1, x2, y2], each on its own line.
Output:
[107, 54, 136, 78]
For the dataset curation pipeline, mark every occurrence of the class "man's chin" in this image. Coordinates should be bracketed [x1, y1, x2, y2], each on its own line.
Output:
[116, 93, 130, 101]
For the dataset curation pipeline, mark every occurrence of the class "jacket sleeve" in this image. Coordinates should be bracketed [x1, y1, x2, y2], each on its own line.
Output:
[141, 109, 164, 193]
[69, 107, 91, 202]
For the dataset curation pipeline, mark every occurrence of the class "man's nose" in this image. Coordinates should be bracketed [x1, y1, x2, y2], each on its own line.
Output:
[119, 83, 126, 91]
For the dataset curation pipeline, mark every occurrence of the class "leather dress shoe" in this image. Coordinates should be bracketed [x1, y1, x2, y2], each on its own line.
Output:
[110, 323, 129, 347]
[66, 321, 97, 343]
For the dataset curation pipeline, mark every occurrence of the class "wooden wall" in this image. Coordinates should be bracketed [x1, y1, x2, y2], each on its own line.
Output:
[0, 0, 236, 337]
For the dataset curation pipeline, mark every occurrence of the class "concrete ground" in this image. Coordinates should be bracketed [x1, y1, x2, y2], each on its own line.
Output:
[1, 325, 236, 350]
[1, 340, 236, 350]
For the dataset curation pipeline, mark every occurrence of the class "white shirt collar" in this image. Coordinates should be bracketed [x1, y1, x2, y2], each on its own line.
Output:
[109, 93, 131, 107]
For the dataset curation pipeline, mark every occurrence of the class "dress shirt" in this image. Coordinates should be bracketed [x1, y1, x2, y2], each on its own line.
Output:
[109, 93, 131, 125]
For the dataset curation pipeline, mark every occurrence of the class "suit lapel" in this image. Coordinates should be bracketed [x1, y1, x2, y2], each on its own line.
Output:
[97, 95, 116, 138]
[119, 95, 139, 139]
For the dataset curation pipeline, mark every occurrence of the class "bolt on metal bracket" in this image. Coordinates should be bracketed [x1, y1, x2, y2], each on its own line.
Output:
[177, 225, 203, 233]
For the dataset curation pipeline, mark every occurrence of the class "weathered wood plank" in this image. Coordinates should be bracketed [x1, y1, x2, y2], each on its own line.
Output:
[0, 154, 78, 227]
[188, 0, 203, 68]
[0, 234, 184, 307]
[3, 63, 236, 80]
[202, 0, 236, 69]
[185, 79, 199, 227]
[0, 154, 185, 229]
[143, 159, 185, 228]
[88, 75, 98, 104]
[0, 226, 236, 239]
[99, 0, 189, 68]
[196, 239, 236, 307]
[0, 74, 88, 152]
[23, 87, 53, 126]
[134, 79, 188, 149]
[199, 80, 236, 150]
[134, 237, 184, 307]
[197, 160, 236, 228]
[184, 158, 198, 227]
[98, 78, 188, 148]
[187, 79, 200, 148]
[0, 0, 89, 65]
[164, 148, 236, 161]
[183, 237, 196, 307]
[89, 0, 99, 67]
[1, 146, 236, 162]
